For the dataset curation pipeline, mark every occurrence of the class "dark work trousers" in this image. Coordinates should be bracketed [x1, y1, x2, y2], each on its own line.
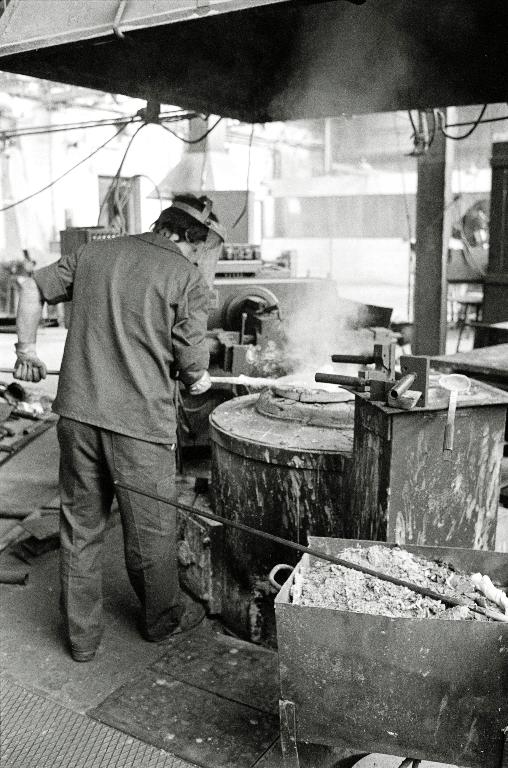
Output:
[56, 416, 181, 653]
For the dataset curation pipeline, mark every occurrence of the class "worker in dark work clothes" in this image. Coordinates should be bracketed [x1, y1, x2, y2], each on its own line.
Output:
[13, 195, 225, 662]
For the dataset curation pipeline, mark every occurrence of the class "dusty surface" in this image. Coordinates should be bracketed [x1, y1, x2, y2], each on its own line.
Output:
[293, 544, 505, 620]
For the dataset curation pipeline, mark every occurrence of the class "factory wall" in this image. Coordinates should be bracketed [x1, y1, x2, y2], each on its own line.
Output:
[0, 87, 185, 271]
[261, 236, 411, 322]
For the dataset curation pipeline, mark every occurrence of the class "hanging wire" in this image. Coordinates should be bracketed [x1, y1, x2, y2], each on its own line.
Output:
[135, 173, 164, 212]
[232, 124, 255, 229]
[0, 122, 131, 213]
[438, 104, 488, 140]
[407, 110, 417, 135]
[160, 116, 223, 144]
[97, 122, 146, 228]
[427, 109, 437, 147]
[0, 109, 197, 141]
[445, 113, 508, 128]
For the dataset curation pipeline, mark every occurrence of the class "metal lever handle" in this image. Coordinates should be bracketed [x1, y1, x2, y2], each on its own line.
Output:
[331, 354, 375, 364]
[314, 373, 361, 387]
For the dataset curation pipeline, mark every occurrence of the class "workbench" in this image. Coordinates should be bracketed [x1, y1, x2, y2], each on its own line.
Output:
[431, 343, 508, 390]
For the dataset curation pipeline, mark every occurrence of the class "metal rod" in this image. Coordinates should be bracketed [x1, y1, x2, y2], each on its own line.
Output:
[315, 373, 361, 387]
[331, 354, 376, 364]
[0, 368, 60, 376]
[113, 480, 508, 622]
[388, 373, 416, 400]
[210, 375, 279, 388]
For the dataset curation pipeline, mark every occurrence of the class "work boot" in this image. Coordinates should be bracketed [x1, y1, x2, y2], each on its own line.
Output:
[69, 640, 100, 662]
[141, 598, 205, 642]
[71, 647, 97, 663]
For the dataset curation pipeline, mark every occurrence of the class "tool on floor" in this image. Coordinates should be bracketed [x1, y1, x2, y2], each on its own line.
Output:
[438, 373, 471, 456]
[113, 479, 508, 623]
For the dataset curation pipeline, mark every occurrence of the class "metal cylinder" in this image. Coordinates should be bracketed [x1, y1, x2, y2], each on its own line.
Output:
[315, 372, 360, 387]
[388, 373, 416, 401]
[209, 393, 354, 645]
[331, 354, 375, 364]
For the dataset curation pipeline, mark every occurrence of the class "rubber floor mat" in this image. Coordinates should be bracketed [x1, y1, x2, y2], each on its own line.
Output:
[0, 677, 195, 768]
[89, 628, 279, 768]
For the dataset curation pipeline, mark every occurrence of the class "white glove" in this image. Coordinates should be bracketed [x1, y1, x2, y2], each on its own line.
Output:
[13, 342, 47, 383]
[188, 371, 211, 396]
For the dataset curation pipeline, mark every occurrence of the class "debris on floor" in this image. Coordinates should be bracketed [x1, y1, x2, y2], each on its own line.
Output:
[0, 380, 56, 461]
[292, 544, 506, 621]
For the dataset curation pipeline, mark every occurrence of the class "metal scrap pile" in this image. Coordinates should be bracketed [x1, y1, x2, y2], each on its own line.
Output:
[292, 545, 504, 621]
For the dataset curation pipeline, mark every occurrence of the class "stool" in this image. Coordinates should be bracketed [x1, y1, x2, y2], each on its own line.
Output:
[456, 291, 483, 351]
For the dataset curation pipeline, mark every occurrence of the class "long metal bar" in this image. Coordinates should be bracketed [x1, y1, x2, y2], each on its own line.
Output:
[331, 354, 376, 364]
[114, 479, 508, 622]
[0, 368, 60, 376]
[314, 373, 361, 387]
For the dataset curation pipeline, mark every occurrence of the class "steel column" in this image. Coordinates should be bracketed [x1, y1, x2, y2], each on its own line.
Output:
[413, 110, 454, 355]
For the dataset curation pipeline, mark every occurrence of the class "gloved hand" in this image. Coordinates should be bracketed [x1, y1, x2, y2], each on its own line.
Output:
[13, 342, 47, 383]
[188, 370, 211, 396]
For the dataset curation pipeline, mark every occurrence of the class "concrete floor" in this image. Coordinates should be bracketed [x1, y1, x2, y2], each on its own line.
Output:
[0, 424, 469, 768]
[1, 326, 506, 767]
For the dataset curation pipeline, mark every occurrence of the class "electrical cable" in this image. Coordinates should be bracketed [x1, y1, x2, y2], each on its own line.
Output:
[0, 110, 197, 141]
[160, 115, 223, 145]
[97, 122, 146, 228]
[407, 110, 417, 135]
[0, 122, 131, 213]
[135, 173, 164, 212]
[444, 114, 508, 128]
[232, 124, 255, 229]
[428, 109, 436, 147]
[438, 104, 488, 140]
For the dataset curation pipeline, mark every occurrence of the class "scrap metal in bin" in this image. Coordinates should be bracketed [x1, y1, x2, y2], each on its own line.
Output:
[275, 537, 508, 768]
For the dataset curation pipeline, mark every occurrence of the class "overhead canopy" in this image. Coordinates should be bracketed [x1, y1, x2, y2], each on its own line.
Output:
[0, 0, 507, 121]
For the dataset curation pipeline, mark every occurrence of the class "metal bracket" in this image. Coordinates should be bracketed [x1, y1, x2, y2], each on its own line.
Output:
[399, 355, 430, 407]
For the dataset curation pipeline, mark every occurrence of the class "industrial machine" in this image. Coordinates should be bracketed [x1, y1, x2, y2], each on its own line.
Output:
[178, 270, 384, 450]
[181, 339, 508, 645]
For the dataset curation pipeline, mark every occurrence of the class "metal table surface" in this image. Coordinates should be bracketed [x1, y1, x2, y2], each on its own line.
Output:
[431, 343, 508, 385]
